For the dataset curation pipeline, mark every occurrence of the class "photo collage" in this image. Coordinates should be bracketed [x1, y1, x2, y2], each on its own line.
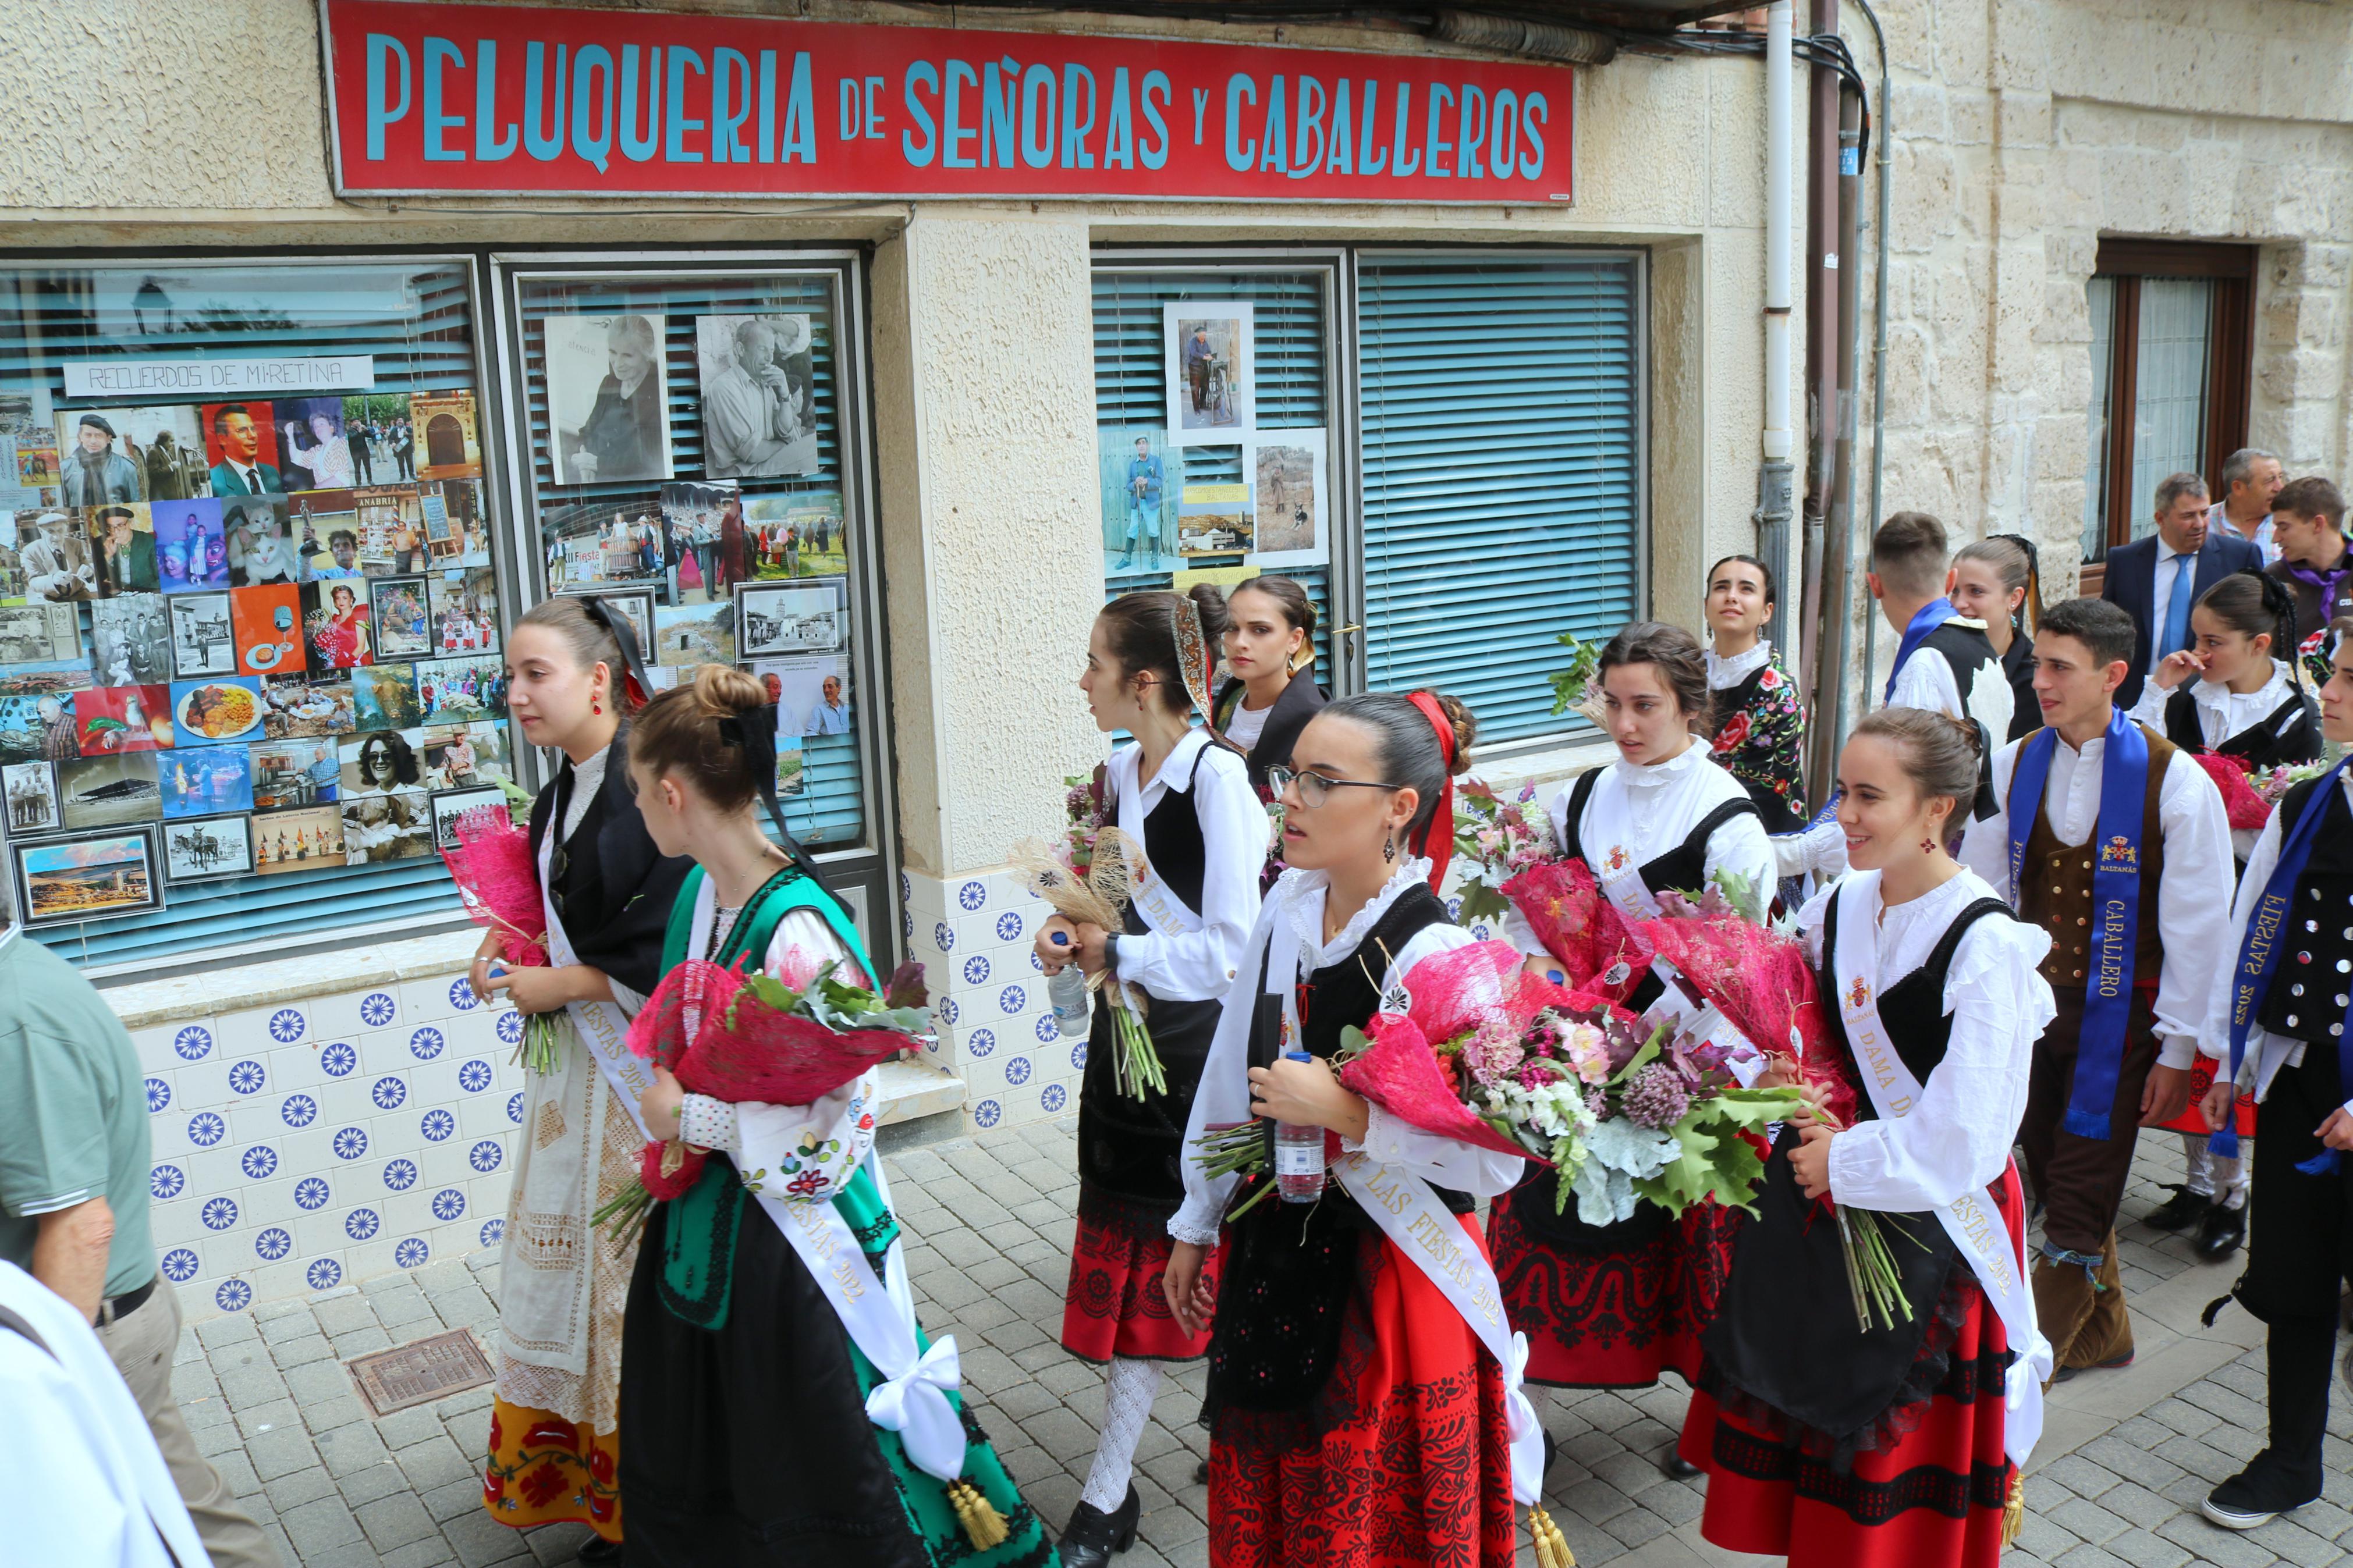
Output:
[531, 305, 850, 803]
[0, 388, 514, 926]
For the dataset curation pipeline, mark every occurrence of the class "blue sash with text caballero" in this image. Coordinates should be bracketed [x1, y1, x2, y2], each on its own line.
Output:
[2007, 707, 2149, 1140]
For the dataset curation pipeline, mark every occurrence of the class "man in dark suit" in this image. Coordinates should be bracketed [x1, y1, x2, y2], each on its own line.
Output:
[2100, 471, 2265, 708]
[205, 404, 282, 497]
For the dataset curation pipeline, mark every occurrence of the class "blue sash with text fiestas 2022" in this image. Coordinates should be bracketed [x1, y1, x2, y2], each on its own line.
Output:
[2006, 707, 2152, 1140]
[1884, 598, 1961, 703]
[2213, 756, 2353, 1171]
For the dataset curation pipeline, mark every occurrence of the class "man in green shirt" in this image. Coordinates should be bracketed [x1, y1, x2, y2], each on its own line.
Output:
[0, 920, 281, 1568]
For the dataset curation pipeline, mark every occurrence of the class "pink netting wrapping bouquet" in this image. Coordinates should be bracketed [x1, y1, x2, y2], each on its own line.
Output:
[438, 804, 564, 1073]
[1498, 858, 1655, 1006]
[2193, 751, 2274, 835]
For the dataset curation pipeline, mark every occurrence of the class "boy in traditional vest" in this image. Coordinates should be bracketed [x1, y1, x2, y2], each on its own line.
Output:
[1959, 596, 2233, 1378]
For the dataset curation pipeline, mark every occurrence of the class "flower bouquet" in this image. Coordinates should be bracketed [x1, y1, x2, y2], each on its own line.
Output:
[592, 947, 931, 1245]
[439, 803, 563, 1076]
[1498, 857, 1655, 1006]
[1006, 770, 1165, 1099]
[2192, 752, 2276, 834]
[1450, 778, 1559, 923]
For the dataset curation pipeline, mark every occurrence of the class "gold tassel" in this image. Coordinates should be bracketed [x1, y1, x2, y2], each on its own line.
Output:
[1528, 1503, 1575, 1568]
[946, 1478, 1010, 1552]
[2000, 1470, 2026, 1548]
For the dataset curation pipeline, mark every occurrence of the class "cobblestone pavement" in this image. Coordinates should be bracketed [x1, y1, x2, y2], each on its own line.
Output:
[171, 1117, 2353, 1567]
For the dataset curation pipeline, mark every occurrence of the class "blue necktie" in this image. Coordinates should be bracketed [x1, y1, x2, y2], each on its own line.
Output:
[2160, 553, 2194, 657]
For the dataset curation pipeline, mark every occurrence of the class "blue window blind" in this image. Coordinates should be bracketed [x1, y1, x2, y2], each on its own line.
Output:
[512, 272, 863, 851]
[0, 260, 495, 971]
[1358, 255, 1642, 743]
[1091, 268, 1336, 677]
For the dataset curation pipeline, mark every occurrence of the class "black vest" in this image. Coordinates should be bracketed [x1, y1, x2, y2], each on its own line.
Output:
[1205, 882, 1458, 1416]
[2001, 632, 2041, 742]
[1560, 765, 1762, 914]
[1714, 662, 1806, 835]
[1919, 621, 2006, 817]
[2163, 687, 2321, 774]
[2258, 778, 2353, 1047]
[1702, 887, 2017, 1442]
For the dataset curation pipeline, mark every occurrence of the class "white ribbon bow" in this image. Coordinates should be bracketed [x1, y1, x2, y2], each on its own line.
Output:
[864, 1334, 967, 1482]
[1504, 1332, 1546, 1506]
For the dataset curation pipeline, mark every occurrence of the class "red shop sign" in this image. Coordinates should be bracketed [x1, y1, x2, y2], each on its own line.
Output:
[322, 0, 1574, 203]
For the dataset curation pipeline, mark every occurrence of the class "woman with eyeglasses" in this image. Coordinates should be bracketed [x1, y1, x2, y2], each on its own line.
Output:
[1165, 689, 1532, 1566]
[473, 595, 690, 1562]
[1032, 585, 1268, 1568]
[1486, 621, 1777, 1457]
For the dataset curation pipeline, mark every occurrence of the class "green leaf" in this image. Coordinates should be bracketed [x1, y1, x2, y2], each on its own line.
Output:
[1607, 1022, 1670, 1086]
[1454, 881, 1513, 923]
[1548, 632, 1602, 717]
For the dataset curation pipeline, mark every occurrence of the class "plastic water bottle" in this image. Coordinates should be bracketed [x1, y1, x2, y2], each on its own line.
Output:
[1273, 1050, 1328, 1203]
[1048, 935, 1091, 1038]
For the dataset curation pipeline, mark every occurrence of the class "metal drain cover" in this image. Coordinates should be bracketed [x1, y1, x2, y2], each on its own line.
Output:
[344, 1329, 495, 1417]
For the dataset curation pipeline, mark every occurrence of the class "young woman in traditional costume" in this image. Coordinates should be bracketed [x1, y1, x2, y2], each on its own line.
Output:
[1166, 689, 1545, 1567]
[1035, 586, 1268, 1566]
[1212, 575, 1328, 794]
[619, 664, 1049, 1567]
[478, 597, 690, 1558]
[1703, 553, 1807, 834]
[2128, 568, 2317, 1262]
[2194, 621, 2353, 1532]
[1489, 622, 1775, 1444]
[1949, 535, 2045, 743]
[1681, 706, 2056, 1568]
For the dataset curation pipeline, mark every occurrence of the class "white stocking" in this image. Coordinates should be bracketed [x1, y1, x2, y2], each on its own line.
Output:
[1080, 1356, 1162, 1512]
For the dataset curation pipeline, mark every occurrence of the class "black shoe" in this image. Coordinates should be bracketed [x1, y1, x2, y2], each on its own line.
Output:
[2203, 1454, 2320, 1530]
[576, 1539, 623, 1565]
[2052, 1347, 2135, 1383]
[1060, 1485, 1140, 1568]
[2145, 1186, 2213, 1233]
[1192, 1458, 1208, 1486]
[2195, 1203, 2247, 1262]
[1543, 1428, 1557, 1478]
[1663, 1453, 1703, 1480]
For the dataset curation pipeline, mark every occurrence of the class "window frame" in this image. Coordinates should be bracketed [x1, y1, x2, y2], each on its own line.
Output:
[2081, 238, 2256, 587]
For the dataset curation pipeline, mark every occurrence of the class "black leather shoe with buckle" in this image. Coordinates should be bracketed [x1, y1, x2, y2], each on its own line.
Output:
[1059, 1484, 1140, 1568]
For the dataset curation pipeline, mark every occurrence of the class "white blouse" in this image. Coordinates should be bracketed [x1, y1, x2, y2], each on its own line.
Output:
[1706, 638, 1773, 691]
[1885, 617, 2015, 745]
[1105, 728, 1268, 1002]
[1221, 698, 1273, 751]
[2126, 659, 2304, 863]
[1801, 869, 2056, 1213]
[1958, 730, 2234, 1069]
[1167, 859, 1521, 1246]
[673, 887, 878, 1204]
[1507, 740, 1778, 957]
[2201, 773, 2353, 1121]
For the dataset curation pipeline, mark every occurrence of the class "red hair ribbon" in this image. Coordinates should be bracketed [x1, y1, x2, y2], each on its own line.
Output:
[1405, 691, 1456, 891]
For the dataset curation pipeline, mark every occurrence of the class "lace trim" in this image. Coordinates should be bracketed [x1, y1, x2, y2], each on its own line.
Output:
[1616, 738, 1712, 790]
[1277, 857, 1436, 962]
[1707, 639, 1774, 690]
[494, 1087, 643, 1428]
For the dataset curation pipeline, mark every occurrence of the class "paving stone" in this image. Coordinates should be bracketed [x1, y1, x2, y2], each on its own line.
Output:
[196, 1313, 261, 1350]
[269, 1332, 337, 1370]
[236, 1397, 303, 1440]
[397, 1433, 478, 1493]
[423, 1475, 489, 1523]
[315, 1294, 384, 1337]
[265, 1463, 343, 1513]
[218, 1358, 290, 1410]
[300, 1543, 387, 1568]
[318, 1420, 393, 1478]
[375, 1404, 448, 1450]
[2155, 1514, 2282, 1567]
[2101, 1526, 2192, 1568]
[211, 1446, 263, 1499]
[334, 1326, 397, 1357]
[443, 1506, 537, 1568]
[354, 1491, 440, 1551]
[338, 1458, 416, 1507]
[281, 1495, 368, 1556]
[2049, 1496, 2128, 1545]
[382, 1538, 461, 1568]
[257, 1303, 320, 1343]
[307, 1394, 376, 1437]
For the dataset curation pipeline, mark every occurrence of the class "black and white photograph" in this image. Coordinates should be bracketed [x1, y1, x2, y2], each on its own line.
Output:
[557, 588, 654, 662]
[167, 589, 236, 678]
[430, 784, 509, 852]
[3, 760, 58, 833]
[342, 791, 432, 865]
[544, 312, 672, 488]
[0, 600, 81, 667]
[1163, 301, 1254, 443]
[736, 579, 844, 659]
[161, 813, 254, 883]
[56, 752, 162, 830]
[89, 594, 172, 685]
[1247, 431, 1330, 568]
[13, 828, 161, 927]
[694, 314, 818, 479]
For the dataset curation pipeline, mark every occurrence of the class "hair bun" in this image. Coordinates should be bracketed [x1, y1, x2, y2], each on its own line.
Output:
[688, 662, 771, 718]
[1417, 689, 1479, 774]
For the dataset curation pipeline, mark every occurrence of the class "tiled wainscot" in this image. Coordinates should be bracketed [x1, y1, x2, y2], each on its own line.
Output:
[898, 869, 1087, 1135]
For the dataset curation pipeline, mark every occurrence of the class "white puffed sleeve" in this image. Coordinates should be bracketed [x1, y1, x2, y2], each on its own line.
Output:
[711, 907, 881, 1206]
[1113, 747, 1267, 1003]
[1169, 898, 1282, 1246]
[1824, 918, 2054, 1211]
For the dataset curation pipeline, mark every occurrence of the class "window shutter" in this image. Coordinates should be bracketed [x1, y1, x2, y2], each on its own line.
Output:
[1358, 255, 1642, 744]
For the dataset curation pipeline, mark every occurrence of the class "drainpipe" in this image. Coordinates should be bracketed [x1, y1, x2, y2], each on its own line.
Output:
[1755, 2, 1796, 654]
[1811, 80, 1864, 807]
[1853, 0, 1893, 713]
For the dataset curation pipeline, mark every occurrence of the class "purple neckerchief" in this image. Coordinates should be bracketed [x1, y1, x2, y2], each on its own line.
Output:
[2282, 552, 2350, 598]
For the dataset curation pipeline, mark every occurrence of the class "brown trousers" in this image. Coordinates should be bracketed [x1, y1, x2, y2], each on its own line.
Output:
[2018, 985, 2159, 1371]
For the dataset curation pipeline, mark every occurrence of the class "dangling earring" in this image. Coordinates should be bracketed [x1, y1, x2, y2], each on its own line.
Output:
[592, 699, 602, 715]
[1921, 837, 1934, 854]
[1383, 836, 1397, 863]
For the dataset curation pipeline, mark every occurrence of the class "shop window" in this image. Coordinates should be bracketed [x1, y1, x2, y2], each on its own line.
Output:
[497, 258, 889, 950]
[0, 259, 508, 971]
[2079, 240, 2255, 575]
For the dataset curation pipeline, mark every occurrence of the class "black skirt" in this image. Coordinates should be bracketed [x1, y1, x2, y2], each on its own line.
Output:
[617, 1162, 925, 1568]
[1075, 990, 1225, 1212]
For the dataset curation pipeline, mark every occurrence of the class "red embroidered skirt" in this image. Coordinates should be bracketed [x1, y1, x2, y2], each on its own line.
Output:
[1677, 1169, 2022, 1568]
[2160, 1054, 2255, 1138]
[1060, 1185, 1221, 1362]
[1208, 1221, 1516, 1568]
[1487, 1189, 1743, 1388]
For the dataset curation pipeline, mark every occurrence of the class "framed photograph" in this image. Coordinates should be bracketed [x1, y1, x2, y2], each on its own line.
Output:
[352, 662, 422, 729]
[0, 694, 83, 765]
[541, 497, 667, 593]
[229, 583, 304, 675]
[159, 745, 254, 819]
[415, 657, 506, 723]
[367, 575, 433, 659]
[88, 503, 159, 596]
[55, 406, 206, 506]
[430, 785, 510, 852]
[166, 589, 236, 678]
[161, 813, 255, 884]
[544, 313, 673, 488]
[302, 579, 374, 671]
[10, 509, 97, 602]
[251, 802, 343, 872]
[88, 594, 171, 685]
[652, 600, 737, 668]
[559, 588, 654, 660]
[152, 497, 228, 591]
[1245, 431, 1329, 568]
[169, 677, 264, 748]
[742, 492, 847, 582]
[271, 396, 359, 493]
[1178, 483, 1253, 558]
[56, 753, 162, 830]
[425, 566, 499, 655]
[1163, 302, 1254, 443]
[736, 579, 844, 659]
[750, 655, 851, 738]
[200, 401, 283, 497]
[73, 685, 172, 755]
[340, 727, 425, 798]
[13, 828, 161, 928]
[693, 314, 818, 479]
[1099, 428, 1176, 574]
[342, 791, 434, 865]
[423, 720, 511, 790]
[2, 761, 59, 833]
[249, 736, 341, 810]
[260, 673, 356, 739]
[289, 488, 362, 579]
[409, 389, 482, 481]
[425, 478, 491, 567]
[0, 600, 81, 666]
[340, 394, 413, 489]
